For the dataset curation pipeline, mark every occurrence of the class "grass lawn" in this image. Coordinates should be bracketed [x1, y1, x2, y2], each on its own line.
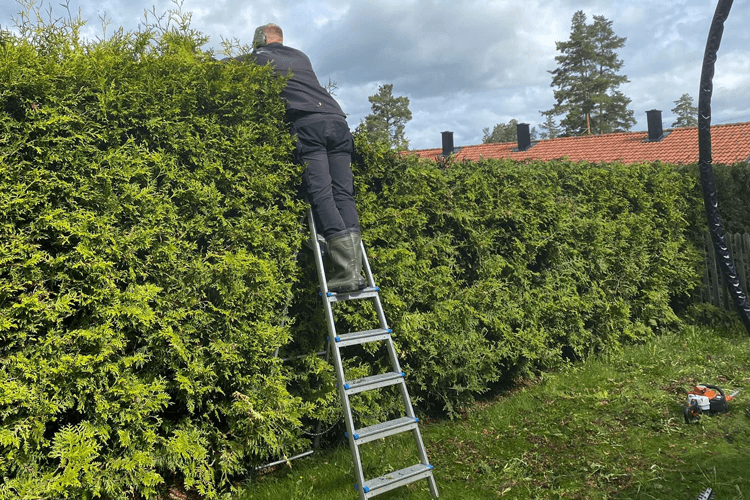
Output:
[236, 322, 750, 499]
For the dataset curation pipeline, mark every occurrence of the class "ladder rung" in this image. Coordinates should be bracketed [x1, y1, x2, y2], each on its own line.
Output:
[350, 416, 419, 445]
[358, 463, 434, 497]
[326, 286, 379, 303]
[333, 328, 392, 348]
[343, 371, 404, 395]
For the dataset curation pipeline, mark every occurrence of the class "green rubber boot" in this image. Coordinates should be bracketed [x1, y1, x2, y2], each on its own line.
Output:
[348, 229, 366, 290]
[326, 231, 366, 293]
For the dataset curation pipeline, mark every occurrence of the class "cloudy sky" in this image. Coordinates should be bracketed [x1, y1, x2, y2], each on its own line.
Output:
[2, 0, 749, 150]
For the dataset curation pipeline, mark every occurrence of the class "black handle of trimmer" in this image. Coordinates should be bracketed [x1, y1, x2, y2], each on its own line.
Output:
[702, 384, 729, 414]
[701, 384, 725, 398]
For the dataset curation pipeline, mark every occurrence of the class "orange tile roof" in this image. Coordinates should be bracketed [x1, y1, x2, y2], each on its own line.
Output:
[406, 122, 750, 165]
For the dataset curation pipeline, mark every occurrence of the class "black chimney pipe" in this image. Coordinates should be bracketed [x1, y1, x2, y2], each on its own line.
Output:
[441, 131, 454, 156]
[516, 123, 531, 151]
[646, 109, 664, 142]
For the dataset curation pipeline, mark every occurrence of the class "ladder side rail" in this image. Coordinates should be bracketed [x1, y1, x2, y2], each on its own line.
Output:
[360, 240, 377, 289]
[332, 342, 367, 499]
[307, 208, 368, 498]
[308, 207, 330, 298]
[411, 426, 435, 473]
[359, 239, 438, 496]
[307, 208, 339, 365]
[425, 463, 440, 498]
[360, 242, 389, 330]
[360, 239, 417, 421]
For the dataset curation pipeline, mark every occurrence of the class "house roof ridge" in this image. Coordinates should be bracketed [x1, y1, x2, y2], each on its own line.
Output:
[413, 122, 750, 151]
[407, 120, 750, 165]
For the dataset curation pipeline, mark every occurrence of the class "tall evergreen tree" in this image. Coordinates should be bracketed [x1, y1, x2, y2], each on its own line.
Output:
[671, 93, 698, 128]
[358, 84, 412, 150]
[545, 11, 635, 136]
[482, 119, 537, 143]
[324, 78, 338, 97]
[538, 112, 562, 139]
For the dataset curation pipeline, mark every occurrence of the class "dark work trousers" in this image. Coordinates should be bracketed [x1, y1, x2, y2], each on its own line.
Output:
[292, 113, 360, 240]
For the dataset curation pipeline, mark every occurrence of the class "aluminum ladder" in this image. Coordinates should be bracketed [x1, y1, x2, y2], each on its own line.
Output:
[306, 207, 439, 499]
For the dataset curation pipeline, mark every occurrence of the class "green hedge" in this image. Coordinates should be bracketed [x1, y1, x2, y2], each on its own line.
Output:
[691, 163, 750, 234]
[286, 144, 704, 419]
[1, 17, 307, 500]
[1, 11, 708, 499]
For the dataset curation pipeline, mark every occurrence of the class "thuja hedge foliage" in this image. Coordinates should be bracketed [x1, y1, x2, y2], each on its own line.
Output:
[704, 162, 750, 234]
[1, 9, 708, 500]
[285, 141, 704, 425]
[1, 14, 308, 500]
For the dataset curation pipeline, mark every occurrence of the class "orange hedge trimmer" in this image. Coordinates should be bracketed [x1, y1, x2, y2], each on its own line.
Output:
[684, 384, 739, 423]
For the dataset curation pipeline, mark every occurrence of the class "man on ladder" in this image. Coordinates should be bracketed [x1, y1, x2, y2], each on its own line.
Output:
[249, 23, 365, 293]
[245, 24, 438, 499]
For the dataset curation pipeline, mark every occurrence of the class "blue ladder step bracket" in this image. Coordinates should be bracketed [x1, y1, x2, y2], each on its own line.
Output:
[359, 463, 435, 498]
[351, 416, 420, 445]
[326, 286, 380, 303]
[343, 371, 406, 395]
[334, 328, 392, 348]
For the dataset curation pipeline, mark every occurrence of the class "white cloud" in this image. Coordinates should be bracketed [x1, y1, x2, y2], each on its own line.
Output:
[714, 51, 750, 92]
[2, 0, 749, 149]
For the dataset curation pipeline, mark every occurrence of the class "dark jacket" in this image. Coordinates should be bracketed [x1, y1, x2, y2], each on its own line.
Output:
[251, 43, 345, 122]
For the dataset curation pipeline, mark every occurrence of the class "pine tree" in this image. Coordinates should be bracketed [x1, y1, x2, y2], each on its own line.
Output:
[358, 84, 412, 150]
[482, 119, 537, 143]
[538, 112, 562, 139]
[545, 11, 635, 136]
[324, 78, 338, 97]
[671, 93, 698, 128]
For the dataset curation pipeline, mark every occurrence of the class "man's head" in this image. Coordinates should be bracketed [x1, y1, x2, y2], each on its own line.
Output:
[253, 23, 283, 49]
